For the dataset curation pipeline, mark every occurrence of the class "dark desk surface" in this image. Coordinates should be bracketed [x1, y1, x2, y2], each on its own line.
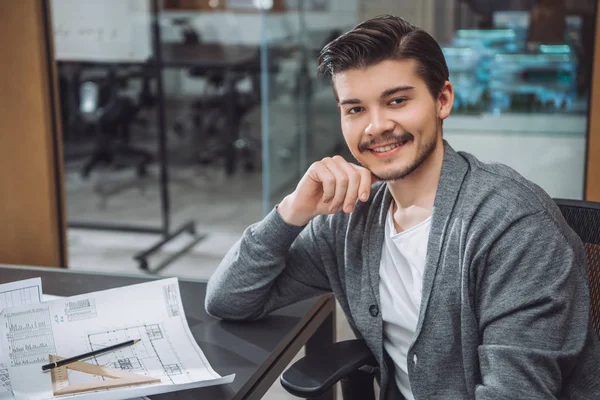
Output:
[0, 265, 335, 400]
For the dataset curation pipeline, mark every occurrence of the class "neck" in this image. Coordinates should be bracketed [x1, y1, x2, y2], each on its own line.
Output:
[386, 138, 444, 228]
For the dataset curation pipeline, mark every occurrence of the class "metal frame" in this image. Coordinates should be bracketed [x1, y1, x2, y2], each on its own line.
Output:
[67, 0, 205, 273]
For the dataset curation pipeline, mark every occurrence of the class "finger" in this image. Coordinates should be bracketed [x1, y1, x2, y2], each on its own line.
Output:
[333, 156, 360, 213]
[351, 164, 376, 202]
[321, 157, 348, 213]
[309, 162, 336, 203]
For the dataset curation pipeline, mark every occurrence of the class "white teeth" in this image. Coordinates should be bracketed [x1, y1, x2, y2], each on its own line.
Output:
[372, 142, 402, 153]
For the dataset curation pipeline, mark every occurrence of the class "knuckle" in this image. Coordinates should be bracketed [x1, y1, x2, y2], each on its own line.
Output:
[309, 161, 321, 171]
[347, 169, 359, 181]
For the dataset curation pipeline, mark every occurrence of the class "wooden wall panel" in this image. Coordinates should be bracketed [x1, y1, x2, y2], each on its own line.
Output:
[586, 0, 600, 201]
[0, 1, 66, 267]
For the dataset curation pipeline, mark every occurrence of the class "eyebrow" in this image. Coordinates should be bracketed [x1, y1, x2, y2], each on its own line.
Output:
[338, 85, 415, 106]
[381, 85, 415, 98]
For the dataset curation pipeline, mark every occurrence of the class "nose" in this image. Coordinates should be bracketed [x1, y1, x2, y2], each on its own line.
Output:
[365, 109, 395, 136]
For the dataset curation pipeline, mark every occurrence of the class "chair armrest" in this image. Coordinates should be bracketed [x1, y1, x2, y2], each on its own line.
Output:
[280, 339, 377, 398]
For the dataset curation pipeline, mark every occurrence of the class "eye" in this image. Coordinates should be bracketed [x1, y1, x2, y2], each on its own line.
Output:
[347, 106, 365, 115]
[389, 98, 406, 105]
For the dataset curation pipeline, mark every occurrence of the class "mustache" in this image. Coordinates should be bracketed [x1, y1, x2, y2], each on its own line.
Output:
[358, 132, 414, 153]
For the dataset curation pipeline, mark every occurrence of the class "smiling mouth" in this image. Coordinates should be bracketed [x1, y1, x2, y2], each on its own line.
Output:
[370, 140, 408, 153]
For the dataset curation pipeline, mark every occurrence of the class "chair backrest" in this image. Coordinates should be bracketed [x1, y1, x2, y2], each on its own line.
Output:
[554, 199, 600, 338]
[79, 81, 101, 115]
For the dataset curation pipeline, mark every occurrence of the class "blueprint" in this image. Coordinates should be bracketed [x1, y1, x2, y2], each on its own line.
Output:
[0, 278, 43, 400]
[0, 278, 233, 400]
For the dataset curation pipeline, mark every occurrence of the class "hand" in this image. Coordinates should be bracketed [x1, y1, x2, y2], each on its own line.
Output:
[277, 156, 379, 226]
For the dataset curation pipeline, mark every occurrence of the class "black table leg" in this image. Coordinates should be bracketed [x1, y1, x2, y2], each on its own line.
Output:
[305, 306, 336, 400]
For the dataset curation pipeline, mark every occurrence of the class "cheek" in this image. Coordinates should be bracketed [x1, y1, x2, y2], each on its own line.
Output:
[341, 131, 357, 152]
[341, 119, 361, 146]
[395, 104, 437, 134]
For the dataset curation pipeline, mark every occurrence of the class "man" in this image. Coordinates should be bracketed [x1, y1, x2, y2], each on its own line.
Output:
[206, 15, 599, 399]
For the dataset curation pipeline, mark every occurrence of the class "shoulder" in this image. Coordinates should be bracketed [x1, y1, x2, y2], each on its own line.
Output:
[454, 150, 574, 244]
[458, 151, 559, 216]
[453, 153, 586, 283]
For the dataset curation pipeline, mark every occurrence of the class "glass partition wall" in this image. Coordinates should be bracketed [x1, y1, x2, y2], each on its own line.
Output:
[261, 1, 354, 211]
[261, 0, 596, 209]
[53, 0, 596, 273]
[54, 0, 273, 272]
[442, 0, 595, 199]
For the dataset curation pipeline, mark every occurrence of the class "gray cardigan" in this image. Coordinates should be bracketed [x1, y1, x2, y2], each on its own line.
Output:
[206, 142, 600, 399]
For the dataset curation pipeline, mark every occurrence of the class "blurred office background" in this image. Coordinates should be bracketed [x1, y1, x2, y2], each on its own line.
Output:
[0, 0, 596, 398]
[53, 0, 597, 278]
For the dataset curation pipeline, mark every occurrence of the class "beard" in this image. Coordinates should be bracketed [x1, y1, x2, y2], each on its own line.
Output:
[359, 129, 439, 181]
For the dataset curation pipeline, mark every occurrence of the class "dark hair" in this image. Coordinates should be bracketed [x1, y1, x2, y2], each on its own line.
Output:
[317, 15, 449, 99]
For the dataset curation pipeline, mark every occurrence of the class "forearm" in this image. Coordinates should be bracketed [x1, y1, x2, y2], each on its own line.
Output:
[205, 208, 331, 320]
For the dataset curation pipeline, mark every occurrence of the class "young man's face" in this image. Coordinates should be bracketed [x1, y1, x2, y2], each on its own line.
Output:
[333, 59, 453, 181]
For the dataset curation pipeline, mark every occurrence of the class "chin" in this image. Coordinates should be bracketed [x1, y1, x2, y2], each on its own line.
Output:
[372, 167, 408, 181]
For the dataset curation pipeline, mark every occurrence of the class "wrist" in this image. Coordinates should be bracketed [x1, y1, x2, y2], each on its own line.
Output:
[277, 195, 312, 226]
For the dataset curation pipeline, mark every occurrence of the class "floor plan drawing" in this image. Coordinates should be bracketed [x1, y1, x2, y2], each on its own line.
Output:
[0, 278, 233, 400]
[85, 324, 187, 385]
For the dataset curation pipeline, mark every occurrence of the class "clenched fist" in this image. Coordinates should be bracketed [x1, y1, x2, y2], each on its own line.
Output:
[277, 156, 379, 226]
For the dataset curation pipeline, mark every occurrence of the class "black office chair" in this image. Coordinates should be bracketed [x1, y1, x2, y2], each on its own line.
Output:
[169, 18, 260, 174]
[554, 198, 600, 336]
[77, 67, 153, 178]
[281, 198, 600, 399]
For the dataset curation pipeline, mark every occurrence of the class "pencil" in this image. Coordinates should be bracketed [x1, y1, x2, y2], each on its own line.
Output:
[41, 339, 141, 371]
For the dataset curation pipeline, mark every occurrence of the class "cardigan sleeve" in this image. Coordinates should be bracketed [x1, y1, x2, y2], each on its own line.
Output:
[475, 210, 591, 399]
[205, 208, 335, 320]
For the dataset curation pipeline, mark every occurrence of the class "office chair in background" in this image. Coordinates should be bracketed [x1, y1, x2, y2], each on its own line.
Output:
[171, 17, 260, 174]
[281, 198, 600, 399]
[70, 65, 154, 179]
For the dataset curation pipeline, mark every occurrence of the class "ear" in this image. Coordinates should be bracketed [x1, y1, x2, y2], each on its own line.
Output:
[437, 81, 454, 120]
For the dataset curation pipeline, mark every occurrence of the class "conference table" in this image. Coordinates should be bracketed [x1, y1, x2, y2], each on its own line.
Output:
[159, 43, 265, 70]
[0, 265, 336, 400]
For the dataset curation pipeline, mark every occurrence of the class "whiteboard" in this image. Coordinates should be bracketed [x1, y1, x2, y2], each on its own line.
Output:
[51, 0, 152, 62]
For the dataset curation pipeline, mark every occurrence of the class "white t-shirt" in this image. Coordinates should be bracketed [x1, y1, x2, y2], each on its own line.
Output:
[379, 205, 431, 400]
